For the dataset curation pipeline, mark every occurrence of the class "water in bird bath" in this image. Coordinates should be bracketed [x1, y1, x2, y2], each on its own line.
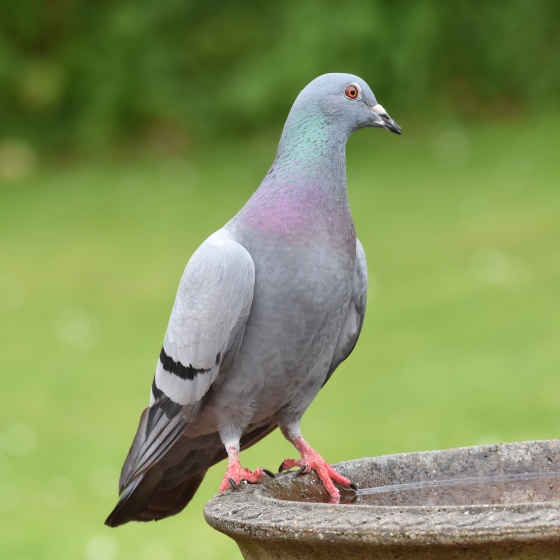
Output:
[206, 443, 560, 560]
[295, 471, 560, 506]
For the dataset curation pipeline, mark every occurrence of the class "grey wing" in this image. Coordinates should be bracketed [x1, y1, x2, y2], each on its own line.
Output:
[323, 238, 368, 386]
[152, 229, 255, 415]
[119, 229, 255, 490]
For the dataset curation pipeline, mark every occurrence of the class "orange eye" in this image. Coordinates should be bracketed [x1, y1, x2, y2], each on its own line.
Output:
[344, 85, 359, 99]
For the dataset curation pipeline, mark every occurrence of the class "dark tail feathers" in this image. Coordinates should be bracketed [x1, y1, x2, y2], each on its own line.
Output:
[105, 467, 206, 527]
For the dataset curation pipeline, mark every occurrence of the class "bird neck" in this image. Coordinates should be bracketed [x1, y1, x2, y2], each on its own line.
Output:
[255, 108, 350, 206]
[234, 110, 354, 242]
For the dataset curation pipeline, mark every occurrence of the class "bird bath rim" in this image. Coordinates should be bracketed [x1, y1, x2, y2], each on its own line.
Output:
[204, 440, 560, 554]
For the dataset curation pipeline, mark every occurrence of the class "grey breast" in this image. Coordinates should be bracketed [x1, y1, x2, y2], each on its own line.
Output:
[204, 222, 356, 426]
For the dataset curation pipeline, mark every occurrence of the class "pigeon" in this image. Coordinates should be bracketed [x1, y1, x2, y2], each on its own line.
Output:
[105, 73, 401, 527]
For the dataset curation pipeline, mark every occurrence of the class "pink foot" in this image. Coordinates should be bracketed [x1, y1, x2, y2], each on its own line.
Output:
[219, 447, 274, 492]
[279, 436, 355, 502]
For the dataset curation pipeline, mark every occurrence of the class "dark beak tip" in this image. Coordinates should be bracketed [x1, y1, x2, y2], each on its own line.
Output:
[376, 111, 402, 135]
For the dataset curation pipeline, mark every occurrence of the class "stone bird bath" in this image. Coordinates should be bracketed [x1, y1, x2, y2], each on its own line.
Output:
[205, 440, 560, 559]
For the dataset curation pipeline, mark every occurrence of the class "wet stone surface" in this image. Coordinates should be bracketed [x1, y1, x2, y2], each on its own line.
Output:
[205, 440, 560, 559]
[297, 473, 560, 506]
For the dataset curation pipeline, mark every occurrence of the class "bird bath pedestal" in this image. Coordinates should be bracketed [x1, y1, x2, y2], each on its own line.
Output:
[204, 440, 560, 559]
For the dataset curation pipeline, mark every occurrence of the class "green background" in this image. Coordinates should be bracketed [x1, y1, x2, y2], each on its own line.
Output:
[1, 2, 559, 559]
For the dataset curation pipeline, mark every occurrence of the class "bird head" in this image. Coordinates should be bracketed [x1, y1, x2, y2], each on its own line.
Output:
[293, 73, 401, 136]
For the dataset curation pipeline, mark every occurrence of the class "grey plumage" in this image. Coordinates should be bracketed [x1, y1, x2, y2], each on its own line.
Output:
[106, 73, 400, 527]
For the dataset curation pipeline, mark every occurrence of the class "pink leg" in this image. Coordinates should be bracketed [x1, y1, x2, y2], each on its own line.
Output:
[279, 434, 355, 502]
[219, 446, 273, 492]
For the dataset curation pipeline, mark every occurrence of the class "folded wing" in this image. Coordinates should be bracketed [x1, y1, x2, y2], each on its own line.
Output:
[109, 230, 255, 525]
[323, 238, 368, 385]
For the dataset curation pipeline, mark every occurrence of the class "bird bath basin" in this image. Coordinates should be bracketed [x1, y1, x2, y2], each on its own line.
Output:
[204, 440, 560, 559]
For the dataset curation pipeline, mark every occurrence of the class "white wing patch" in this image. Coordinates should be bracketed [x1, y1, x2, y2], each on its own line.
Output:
[152, 230, 255, 407]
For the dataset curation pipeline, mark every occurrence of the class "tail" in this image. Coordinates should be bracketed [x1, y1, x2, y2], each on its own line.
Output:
[105, 407, 278, 527]
[105, 467, 207, 527]
[105, 406, 220, 527]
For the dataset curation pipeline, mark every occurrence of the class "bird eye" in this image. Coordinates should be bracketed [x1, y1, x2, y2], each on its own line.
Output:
[344, 85, 359, 100]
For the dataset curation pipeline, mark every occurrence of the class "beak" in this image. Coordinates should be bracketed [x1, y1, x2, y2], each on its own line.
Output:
[371, 104, 402, 135]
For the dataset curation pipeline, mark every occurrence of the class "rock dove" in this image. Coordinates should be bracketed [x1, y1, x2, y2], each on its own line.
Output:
[105, 73, 401, 527]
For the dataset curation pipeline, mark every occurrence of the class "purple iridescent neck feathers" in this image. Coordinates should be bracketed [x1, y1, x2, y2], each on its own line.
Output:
[235, 80, 359, 238]
[231, 72, 400, 241]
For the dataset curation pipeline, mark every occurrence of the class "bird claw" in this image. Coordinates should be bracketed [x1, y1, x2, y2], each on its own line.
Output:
[279, 438, 356, 499]
[219, 464, 270, 492]
[263, 468, 275, 478]
[278, 461, 308, 476]
[279, 458, 304, 472]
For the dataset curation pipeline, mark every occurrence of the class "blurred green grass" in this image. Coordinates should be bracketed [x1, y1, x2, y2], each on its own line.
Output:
[1, 114, 559, 559]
